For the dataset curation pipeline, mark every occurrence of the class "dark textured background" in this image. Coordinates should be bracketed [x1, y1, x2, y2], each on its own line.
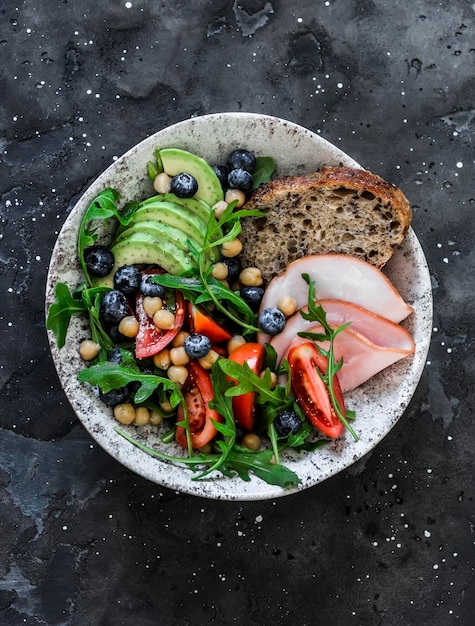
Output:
[1, 1, 474, 624]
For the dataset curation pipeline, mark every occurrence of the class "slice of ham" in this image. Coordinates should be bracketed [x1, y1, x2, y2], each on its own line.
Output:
[269, 299, 415, 366]
[259, 254, 413, 324]
[280, 326, 414, 393]
[273, 300, 415, 392]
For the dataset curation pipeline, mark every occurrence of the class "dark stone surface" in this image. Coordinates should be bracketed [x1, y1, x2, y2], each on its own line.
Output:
[1, 1, 474, 624]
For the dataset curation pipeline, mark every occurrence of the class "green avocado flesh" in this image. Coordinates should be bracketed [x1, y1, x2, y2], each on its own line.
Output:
[117, 202, 208, 244]
[114, 221, 200, 252]
[159, 148, 224, 207]
[140, 194, 213, 223]
[94, 232, 195, 288]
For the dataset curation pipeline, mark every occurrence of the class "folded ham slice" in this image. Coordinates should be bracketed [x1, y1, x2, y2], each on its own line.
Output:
[273, 300, 415, 392]
[259, 254, 413, 324]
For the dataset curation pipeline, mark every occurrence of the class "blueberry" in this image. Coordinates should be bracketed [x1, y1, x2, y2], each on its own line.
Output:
[140, 274, 166, 298]
[259, 308, 286, 335]
[227, 168, 253, 192]
[227, 149, 256, 173]
[107, 324, 129, 344]
[184, 333, 212, 358]
[212, 164, 229, 188]
[99, 387, 129, 407]
[219, 255, 242, 282]
[240, 286, 264, 311]
[108, 347, 123, 363]
[84, 245, 115, 277]
[274, 410, 302, 437]
[100, 290, 129, 324]
[170, 172, 198, 198]
[114, 265, 141, 295]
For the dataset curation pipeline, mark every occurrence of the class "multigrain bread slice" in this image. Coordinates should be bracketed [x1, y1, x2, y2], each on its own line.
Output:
[239, 166, 412, 282]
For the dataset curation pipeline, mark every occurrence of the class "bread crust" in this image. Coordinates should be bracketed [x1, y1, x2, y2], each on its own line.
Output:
[240, 166, 412, 282]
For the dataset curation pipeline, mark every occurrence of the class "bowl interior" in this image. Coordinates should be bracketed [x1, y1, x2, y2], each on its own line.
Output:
[45, 113, 432, 500]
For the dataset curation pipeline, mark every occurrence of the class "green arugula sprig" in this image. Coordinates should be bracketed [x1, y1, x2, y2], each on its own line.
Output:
[46, 283, 114, 360]
[47, 189, 136, 355]
[297, 274, 358, 441]
[192, 201, 265, 333]
[115, 428, 301, 488]
[152, 201, 266, 334]
[78, 188, 134, 287]
[77, 361, 183, 407]
[112, 358, 300, 488]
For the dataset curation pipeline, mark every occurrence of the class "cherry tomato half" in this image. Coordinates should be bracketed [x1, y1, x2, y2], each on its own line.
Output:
[135, 273, 185, 359]
[288, 342, 345, 439]
[188, 302, 232, 344]
[228, 342, 265, 431]
[175, 361, 221, 450]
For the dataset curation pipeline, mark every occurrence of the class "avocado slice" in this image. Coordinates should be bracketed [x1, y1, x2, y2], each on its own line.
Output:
[113, 220, 200, 252]
[159, 148, 224, 207]
[117, 202, 208, 244]
[94, 232, 194, 288]
[139, 194, 213, 223]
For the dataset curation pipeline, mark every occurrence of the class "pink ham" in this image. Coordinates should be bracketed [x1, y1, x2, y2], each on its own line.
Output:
[259, 254, 413, 324]
[280, 326, 414, 392]
[270, 299, 415, 366]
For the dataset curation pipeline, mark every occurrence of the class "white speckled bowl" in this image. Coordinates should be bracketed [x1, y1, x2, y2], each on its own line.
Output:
[45, 113, 433, 500]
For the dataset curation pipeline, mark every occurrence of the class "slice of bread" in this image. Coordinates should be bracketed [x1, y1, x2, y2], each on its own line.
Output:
[239, 166, 412, 282]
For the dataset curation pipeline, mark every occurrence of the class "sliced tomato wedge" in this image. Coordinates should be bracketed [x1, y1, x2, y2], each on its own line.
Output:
[188, 302, 232, 343]
[228, 342, 265, 431]
[135, 274, 185, 359]
[175, 361, 221, 450]
[288, 342, 345, 438]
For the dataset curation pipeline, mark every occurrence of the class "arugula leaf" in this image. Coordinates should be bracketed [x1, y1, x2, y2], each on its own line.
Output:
[147, 148, 164, 181]
[251, 156, 276, 189]
[46, 283, 89, 348]
[194, 362, 237, 479]
[77, 362, 181, 405]
[297, 273, 358, 441]
[46, 282, 113, 356]
[114, 428, 301, 489]
[78, 188, 135, 286]
[217, 359, 288, 408]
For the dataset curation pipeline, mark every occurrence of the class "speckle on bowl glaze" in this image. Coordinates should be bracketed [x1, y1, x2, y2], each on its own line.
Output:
[45, 112, 433, 501]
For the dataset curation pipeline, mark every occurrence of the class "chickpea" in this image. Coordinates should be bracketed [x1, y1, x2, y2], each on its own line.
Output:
[143, 296, 163, 318]
[225, 188, 246, 207]
[133, 406, 150, 426]
[213, 200, 228, 219]
[79, 339, 100, 361]
[241, 433, 261, 451]
[118, 315, 139, 338]
[170, 346, 190, 366]
[153, 308, 175, 330]
[153, 172, 172, 194]
[211, 262, 229, 281]
[160, 398, 174, 413]
[239, 267, 263, 287]
[113, 403, 136, 425]
[277, 295, 298, 317]
[198, 349, 220, 370]
[149, 411, 163, 426]
[227, 334, 246, 355]
[172, 330, 190, 348]
[167, 365, 189, 385]
[153, 348, 171, 370]
[221, 238, 243, 258]
[260, 370, 277, 389]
